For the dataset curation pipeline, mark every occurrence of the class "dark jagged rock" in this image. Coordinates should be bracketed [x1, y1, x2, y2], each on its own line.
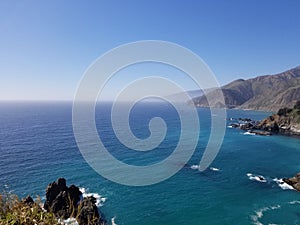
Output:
[44, 178, 81, 219]
[22, 195, 34, 206]
[44, 177, 68, 212]
[50, 191, 70, 218]
[44, 178, 106, 224]
[77, 196, 106, 225]
[240, 122, 254, 130]
[283, 173, 300, 191]
[68, 184, 82, 209]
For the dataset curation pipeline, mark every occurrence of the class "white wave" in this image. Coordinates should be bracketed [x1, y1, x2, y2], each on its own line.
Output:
[270, 205, 281, 210]
[251, 205, 281, 225]
[79, 187, 106, 207]
[58, 217, 78, 225]
[190, 165, 220, 172]
[289, 200, 300, 205]
[210, 167, 220, 171]
[247, 173, 267, 183]
[190, 165, 199, 170]
[251, 208, 266, 225]
[273, 178, 294, 190]
[111, 217, 118, 225]
[244, 131, 255, 135]
[227, 125, 233, 128]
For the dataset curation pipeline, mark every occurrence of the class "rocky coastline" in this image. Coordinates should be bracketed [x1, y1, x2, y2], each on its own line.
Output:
[228, 102, 300, 191]
[25, 178, 106, 225]
[228, 101, 300, 137]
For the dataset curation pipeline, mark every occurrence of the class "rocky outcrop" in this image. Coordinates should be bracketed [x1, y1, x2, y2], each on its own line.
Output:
[77, 196, 102, 225]
[237, 123, 271, 136]
[257, 102, 300, 136]
[44, 178, 106, 225]
[228, 103, 300, 136]
[283, 173, 300, 191]
[44, 178, 81, 219]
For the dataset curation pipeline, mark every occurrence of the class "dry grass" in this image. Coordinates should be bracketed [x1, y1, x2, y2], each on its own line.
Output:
[0, 191, 60, 225]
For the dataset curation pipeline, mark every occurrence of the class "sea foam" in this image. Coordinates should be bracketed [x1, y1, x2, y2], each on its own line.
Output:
[79, 187, 106, 207]
[273, 178, 294, 190]
[251, 205, 281, 225]
[247, 173, 267, 183]
[111, 217, 118, 225]
[210, 167, 220, 171]
[190, 165, 220, 172]
[190, 165, 199, 170]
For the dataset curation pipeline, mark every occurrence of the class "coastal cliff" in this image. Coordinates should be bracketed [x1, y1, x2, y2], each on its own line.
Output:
[257, 101, 300, 136]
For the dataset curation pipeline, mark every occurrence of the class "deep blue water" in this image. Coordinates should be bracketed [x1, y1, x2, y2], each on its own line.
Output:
[1, 102, 300, 225]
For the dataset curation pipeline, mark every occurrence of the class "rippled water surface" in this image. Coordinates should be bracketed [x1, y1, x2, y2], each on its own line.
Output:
[1, 102, 300, 225]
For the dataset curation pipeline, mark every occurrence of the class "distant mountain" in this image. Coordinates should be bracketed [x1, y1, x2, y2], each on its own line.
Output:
[168, 90, 204, 101]
[168, 88, 216, 102]
[192, 66, 300, 111]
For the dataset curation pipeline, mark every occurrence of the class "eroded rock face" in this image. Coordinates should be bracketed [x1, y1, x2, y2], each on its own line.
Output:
[44, 178, 67, 211]
[283, 173, 300, 191]
[257, 111, 300, 136]
[44, 178, 106, 225]
[77, 196, 102, 225]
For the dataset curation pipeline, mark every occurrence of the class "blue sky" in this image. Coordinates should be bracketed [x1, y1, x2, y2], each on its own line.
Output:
[1, 0, 300, 100]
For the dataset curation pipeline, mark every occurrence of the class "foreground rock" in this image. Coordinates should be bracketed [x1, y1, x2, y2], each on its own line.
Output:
[44, 178, 106, 225]
[283, 173, 300, 191]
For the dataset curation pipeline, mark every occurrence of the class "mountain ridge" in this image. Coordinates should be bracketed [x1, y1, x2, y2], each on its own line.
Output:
[192, 66, 300, 111]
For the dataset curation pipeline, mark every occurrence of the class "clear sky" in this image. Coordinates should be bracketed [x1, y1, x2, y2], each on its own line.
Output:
[1, 0, 300, 100]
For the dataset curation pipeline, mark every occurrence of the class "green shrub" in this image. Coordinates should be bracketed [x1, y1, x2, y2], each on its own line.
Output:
[277, 107, 292, 116]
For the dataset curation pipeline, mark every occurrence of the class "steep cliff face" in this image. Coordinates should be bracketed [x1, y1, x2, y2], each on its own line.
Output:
[192, 66, 300, 111]
[257, 102, 300, 136]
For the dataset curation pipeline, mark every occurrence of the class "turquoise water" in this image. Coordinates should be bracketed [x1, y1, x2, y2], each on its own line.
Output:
[1, 102, 300, 225]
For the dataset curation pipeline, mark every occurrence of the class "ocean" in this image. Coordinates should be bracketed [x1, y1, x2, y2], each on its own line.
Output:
[1, 101, 300, 225]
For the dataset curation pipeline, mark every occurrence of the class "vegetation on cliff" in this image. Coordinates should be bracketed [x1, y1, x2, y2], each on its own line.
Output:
[0, 192, 60, 225]
[0, 178, 106, 225]
[258, 101, 300, 135]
